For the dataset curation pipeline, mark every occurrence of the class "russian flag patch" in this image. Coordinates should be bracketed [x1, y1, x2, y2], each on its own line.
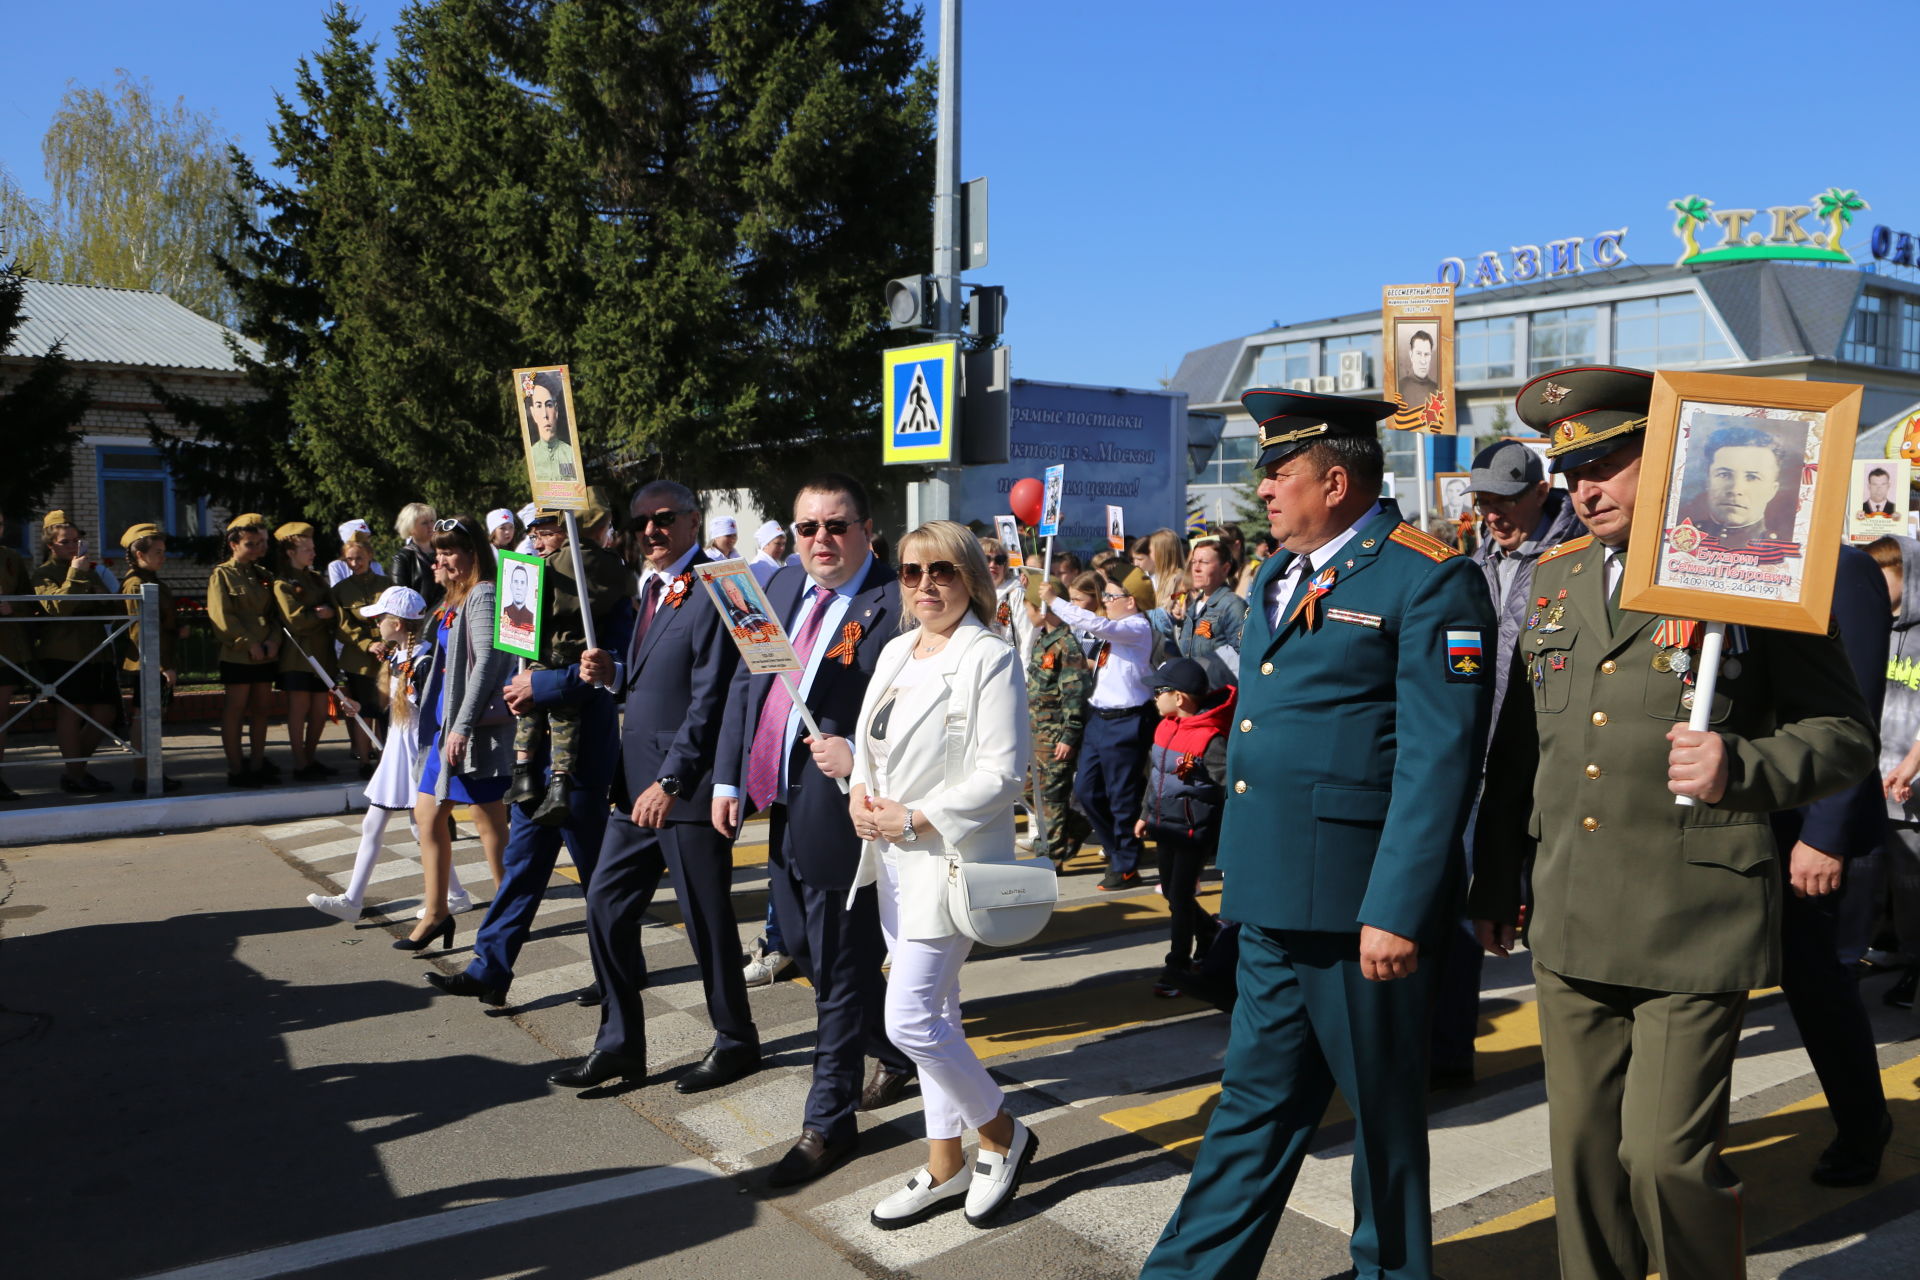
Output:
[1446, 628, 1485, 680]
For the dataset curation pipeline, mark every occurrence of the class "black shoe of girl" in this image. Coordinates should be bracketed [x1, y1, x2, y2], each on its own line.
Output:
[531, 774, 574, 827]
[292, 762, 330, 782]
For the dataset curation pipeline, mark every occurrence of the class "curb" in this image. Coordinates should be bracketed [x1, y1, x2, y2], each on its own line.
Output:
[6, 784, 370, 843]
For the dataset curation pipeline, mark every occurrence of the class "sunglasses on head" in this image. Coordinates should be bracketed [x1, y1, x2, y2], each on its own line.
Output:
[625, 509, 690, 532]
[434, 518, 465, 533]
[792, 518, 854, 539]
[898, 561, 959, 588]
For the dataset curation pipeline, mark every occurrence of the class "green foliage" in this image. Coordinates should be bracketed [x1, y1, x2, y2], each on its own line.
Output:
[4, 71, 252, 325]
[159, 0, 935, 530]
[0, 257, 92, 524]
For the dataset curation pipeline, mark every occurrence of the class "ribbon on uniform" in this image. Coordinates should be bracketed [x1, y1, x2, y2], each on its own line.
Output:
[996, 600, 1012, 627]
[1195, 618, 1214, 639]
[1651, 618, 1699, 650]
[824, 619, 862, 665]
[1288, 565, 1339, 631]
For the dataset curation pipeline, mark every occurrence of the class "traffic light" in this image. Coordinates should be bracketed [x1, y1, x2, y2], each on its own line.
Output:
[966, 284, 1006, 341]
[885, 275, 932, 329]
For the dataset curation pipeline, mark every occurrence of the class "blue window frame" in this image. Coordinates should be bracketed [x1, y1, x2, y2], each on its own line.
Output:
[95, 446, 209, 552]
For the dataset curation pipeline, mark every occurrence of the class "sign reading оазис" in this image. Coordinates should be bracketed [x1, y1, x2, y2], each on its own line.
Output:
[953, 379, 1186, 552]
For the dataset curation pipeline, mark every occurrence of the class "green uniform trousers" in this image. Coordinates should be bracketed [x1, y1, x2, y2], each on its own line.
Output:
[1142, 926, 1435, 1280]
[1029, 748, 1089, 863]
[1534, 961, 1748, 1280]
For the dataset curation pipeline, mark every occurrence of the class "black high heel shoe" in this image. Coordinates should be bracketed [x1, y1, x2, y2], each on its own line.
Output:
[393, 915, 455, 952]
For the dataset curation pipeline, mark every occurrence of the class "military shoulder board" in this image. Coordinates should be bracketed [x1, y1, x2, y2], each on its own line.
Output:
[1537, 535, 1594, 565]
[1388, 523, 1458, 563]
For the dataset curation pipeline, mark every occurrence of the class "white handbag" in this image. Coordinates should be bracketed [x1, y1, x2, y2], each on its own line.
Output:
[944, 855, 1058, 948]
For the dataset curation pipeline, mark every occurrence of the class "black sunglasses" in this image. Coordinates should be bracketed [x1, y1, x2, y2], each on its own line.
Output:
[988, 553, 1009, 566]
[898, 561, 960, 588]
[793, 518, 855, 539]
[624, 509, 692, 532]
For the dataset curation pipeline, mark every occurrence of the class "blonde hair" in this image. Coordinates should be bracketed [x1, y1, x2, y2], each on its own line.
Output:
[1138, 528, 1186, 603]
[897, 520, 996, 633]
[395, 502, 436, 542]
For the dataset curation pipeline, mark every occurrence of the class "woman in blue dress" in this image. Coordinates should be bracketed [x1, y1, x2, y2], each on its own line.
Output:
[398, 516, 515, 952]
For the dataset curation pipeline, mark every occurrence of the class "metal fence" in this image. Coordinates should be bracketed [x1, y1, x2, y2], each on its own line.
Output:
[0, 586, 164, 795]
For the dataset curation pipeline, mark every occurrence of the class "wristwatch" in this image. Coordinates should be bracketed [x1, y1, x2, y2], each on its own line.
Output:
[896, 811, 919, 845]
[658, 775, 684, 798]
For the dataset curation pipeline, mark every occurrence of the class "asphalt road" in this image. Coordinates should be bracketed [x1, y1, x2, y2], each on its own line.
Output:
[2, 817, 1917, 1279]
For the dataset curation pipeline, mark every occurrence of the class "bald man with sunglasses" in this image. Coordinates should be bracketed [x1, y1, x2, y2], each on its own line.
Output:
[713, 473, 917, 1186]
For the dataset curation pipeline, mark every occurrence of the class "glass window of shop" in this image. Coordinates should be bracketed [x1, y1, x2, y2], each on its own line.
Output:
[1457, 316, 1518, 382]
[1612, 293, 1733, 367]
[1528, 306, 1599, 374]
[1842, 289, 1920, 369]
[1190, 432, 1257, 486]
[1247, 340, 1315, 389]
[1321, 332, 1380, 386]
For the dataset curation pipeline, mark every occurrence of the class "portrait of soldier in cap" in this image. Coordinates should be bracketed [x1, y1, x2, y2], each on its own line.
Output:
[518, 367, 584, 488]
[1676, 421, 1805, 550]
[1395, 321, 1441, 409]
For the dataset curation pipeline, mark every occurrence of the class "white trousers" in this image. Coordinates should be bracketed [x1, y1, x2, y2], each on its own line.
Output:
[876, 852, 1003, 1140]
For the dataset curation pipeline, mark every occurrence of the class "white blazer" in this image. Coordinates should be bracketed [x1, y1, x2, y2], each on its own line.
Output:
[847, 615, 1030, 940]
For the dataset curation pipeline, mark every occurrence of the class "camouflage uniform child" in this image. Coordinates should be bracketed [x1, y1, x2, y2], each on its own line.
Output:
[505, 508, 636, 824]
[1026, 580, 1093, 866]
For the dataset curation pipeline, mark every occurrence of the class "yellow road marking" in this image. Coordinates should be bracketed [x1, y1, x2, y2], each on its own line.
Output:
[964, 977, 1207, 1062]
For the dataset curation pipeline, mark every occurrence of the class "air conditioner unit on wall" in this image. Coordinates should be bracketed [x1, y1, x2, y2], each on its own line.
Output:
[1336, 369, 1366, 392]
[1338, 349, 1367, 377]
[1312, 375, 1337, 393]
[1287, 377, 1313, 391]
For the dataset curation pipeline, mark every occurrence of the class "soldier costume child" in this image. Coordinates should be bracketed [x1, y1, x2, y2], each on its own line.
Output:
[1024, 579, 1092, 866]
[504, 507, 635, 824]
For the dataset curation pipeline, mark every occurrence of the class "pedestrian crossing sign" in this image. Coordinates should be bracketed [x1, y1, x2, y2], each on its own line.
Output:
[883, 341, 958, 464]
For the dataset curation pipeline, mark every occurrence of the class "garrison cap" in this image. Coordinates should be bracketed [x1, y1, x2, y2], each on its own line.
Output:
[1516, 365, 1654, 473]
[228, 513, 267, 532]
[274, 521, 315, 543]
[1240, 388, 1395, 470]
[42, 509, 78, 531]
[121, 522, 164, 546]
[528, 509, 563, 528]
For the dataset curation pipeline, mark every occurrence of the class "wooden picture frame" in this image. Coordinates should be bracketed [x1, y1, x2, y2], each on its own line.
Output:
[1621, 371, 1861, 634]
[493, 550, 546, 661]
[1432, 471, 1471, 521]
[513, 364, 590, 513]
[1380, 283, 1456, 434]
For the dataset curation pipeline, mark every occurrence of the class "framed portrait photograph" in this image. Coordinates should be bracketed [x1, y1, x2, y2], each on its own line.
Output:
[695, 559, 802, 675]
[993, 514, 1024, 567]
[1106, 504, 1125, 552]
[1433, 471, 1472, 521]
[513, 364, 590, 512]
[1380, 283, 1456, 434]
[493, 551, 546, 661]
[1621, 372, 1862, 634]
[1848, 458, 1909, 544]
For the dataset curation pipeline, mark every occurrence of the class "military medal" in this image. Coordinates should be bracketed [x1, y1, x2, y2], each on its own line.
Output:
[1651, 651, 1672, 673]
[1723, 658, 1742, 679]
[1668, 649, 1691, 675]
[1681, 689, 1696, 710]
[1548, 653, 1567, 672]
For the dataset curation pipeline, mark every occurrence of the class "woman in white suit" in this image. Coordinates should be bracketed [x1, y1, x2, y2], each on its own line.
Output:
[809, 520, 1034, 1229]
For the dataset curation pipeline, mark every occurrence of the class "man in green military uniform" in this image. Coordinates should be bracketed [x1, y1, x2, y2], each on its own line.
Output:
[1141, 389, 1496, 1280]
[1024, 578, 1092, 866]
[1469, 365, 1878, 1280]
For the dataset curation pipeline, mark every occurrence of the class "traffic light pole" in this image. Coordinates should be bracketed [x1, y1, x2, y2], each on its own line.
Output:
[912, 0, 964, 527]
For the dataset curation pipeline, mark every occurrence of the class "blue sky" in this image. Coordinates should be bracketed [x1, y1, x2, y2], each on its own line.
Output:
[4, 1, 1915, 391]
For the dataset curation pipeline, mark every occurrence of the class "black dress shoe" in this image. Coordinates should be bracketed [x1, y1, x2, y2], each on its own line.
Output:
[859, 1063, 916, 1111]
[1812, 1112, 1894, 1187]
[1885, 967, 1917, 1010]
[547, 1049, 646, 1089]
[766, 1128, 858, 1188]
[573, 982, 603, 1007]
[675, 1043, 762, 1094]
[425, 969, 507, 1007]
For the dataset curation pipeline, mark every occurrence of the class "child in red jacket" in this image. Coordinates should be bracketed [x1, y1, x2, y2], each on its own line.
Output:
[1135, 657, 1236, 997]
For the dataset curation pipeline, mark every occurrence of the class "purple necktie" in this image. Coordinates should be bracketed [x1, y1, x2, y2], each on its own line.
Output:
[630, 576, 662, 666]
[744, 584, 833, 811]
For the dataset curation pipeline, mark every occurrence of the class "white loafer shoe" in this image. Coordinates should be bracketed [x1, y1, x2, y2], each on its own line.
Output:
[964, 1118, 1038, 1227]
[308, 893, 362, 923]
[870, 1165, 971, 1230]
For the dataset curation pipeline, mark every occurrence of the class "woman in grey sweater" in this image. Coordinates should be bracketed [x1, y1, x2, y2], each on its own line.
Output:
[396, 516, 514, 952]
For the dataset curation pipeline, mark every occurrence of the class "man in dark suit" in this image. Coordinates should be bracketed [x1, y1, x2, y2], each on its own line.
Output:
[1774, 543, 1893, 1185]
[713, 474, 916, 1186]
[1141, 390, 1496, 1280]
[554, 480, 755, 1093]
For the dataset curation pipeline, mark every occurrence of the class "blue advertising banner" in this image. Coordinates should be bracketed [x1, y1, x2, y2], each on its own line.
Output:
[953, 380, 1187, 553]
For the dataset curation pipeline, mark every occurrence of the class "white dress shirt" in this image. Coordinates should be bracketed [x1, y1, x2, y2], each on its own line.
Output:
[1265, 502, 1383, 629]
[1047, 596, 1154, 709]
[713, 551, 875, 800]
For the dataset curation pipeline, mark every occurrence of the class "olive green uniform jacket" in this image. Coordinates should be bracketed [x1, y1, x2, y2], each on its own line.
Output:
[208, 560, 278, 665]
[1467, 535, 1878, 993]
[0, 545, 32, 668]
[330, 571, 391, 678]
[119, 566, 177, 672]
[31, 556, 115, 666]
[275, 565, 339, 681]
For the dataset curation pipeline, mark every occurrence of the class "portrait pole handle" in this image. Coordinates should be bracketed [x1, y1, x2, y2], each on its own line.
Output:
[783, 669, 850, 794]
[561, 510, 598, 656]
[1674, 621, 1727, 808]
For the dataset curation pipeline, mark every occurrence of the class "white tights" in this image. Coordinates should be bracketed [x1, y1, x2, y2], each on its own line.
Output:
[338, 806, 466, 909]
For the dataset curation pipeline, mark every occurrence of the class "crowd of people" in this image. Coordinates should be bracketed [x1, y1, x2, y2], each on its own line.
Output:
[9, 358, 1920, 1274]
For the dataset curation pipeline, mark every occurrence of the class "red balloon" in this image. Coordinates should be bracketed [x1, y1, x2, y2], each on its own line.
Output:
[1009, 477, 1045, 527]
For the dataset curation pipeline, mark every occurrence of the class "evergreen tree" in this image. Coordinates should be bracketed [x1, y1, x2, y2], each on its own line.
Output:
[0, 256, 92, 525]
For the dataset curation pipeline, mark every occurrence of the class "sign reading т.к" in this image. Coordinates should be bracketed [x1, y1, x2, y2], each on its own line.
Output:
[952, 379, 1186, 550]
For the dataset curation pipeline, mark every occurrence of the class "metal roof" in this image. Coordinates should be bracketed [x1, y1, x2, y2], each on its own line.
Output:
[4, 277, 255, 372]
